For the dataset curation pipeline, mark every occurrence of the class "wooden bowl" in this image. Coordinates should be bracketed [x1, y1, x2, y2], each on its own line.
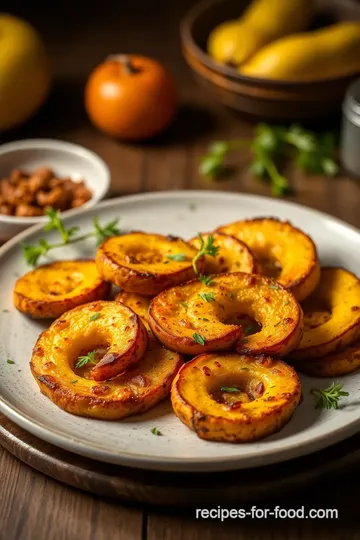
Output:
[180, 0, 360, 121]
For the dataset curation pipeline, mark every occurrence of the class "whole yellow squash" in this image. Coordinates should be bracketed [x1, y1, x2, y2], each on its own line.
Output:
[0, 14, 51, 131]
[240, 22, 360, 80]
[207, 0, 314, 66]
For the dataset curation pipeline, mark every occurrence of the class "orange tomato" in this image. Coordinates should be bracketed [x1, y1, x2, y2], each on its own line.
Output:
[85, 54, 177, 141]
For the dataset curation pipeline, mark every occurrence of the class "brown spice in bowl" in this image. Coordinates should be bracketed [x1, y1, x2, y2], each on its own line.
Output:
[0, 167, 92, 216]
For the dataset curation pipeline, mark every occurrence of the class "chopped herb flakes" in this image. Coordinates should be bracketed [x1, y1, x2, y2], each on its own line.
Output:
[198, 292, 215, 303]
[6, 359, 15, 365]
[151, 427, 162, 436]
[180, 301, 188, 308]
[221, 386, 240, 393]
[89, 313, 100, 321]
[199, 274, 214, 287]
[167, 253, 186, 261]
[193, 333, 206, 345]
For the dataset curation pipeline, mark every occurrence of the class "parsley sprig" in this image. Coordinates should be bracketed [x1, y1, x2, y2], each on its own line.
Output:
[192, 234, 219, 274]
[198, 292, 215, 303]
[21, 208, 121, 266]
[311, 382, 349, 410]
[75, 350, 98, 369]
[200, 123, 339, 196]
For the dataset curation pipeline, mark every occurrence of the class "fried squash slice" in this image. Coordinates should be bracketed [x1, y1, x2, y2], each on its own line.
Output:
[31, 322, 183, 420]
[189, 232, 259, 275]
[293, 340, 360, 377]
[171, 353, 301, 442]
[31, 300, 148, 383]
[149, 272, 303, 356]
[96, 232, 205, 295]
[290, 267, 360, 360]
[217, 217, 320, 301]
[13, 260, 110, 319]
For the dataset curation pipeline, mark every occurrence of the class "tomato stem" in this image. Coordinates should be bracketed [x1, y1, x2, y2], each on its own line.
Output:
[107, 54, 140, 75]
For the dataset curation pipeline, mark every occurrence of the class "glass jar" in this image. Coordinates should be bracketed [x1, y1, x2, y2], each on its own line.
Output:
[341, 78, 360, 177]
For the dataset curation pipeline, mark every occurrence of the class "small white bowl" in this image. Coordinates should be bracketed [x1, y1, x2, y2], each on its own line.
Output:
[0, 139, 110, 242]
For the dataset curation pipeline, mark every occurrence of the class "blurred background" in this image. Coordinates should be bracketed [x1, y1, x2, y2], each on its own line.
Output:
[1, 0, 360, 210]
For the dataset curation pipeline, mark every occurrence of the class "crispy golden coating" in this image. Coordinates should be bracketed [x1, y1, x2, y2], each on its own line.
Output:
[292, 340, 360, 377]
[149, 272, 303, 356]
[290, 268, 360, 360]
[96, 232, 205, 295]
[30, 301, 148, 383]
[217, 217, 320, 301]
[13, 260, 110, 319]
[189, 232, 260, 275]
[171, 353, 301, 442]
[31, 306, 183, 419]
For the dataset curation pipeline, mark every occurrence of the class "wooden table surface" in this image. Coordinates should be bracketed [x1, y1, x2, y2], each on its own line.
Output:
[1, 1, 360, 538]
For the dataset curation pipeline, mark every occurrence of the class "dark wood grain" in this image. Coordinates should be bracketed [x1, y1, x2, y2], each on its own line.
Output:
[1, 1, 360, 539]
[1, 412, 360, 509]
[0, 447, 143, 540]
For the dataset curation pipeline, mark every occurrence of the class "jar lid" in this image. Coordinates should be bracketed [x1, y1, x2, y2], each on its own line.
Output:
[343, 78, 360, 120]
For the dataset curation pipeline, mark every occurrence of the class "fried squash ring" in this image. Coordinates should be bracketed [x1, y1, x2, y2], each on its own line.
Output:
[115, 291, 151, 326]
[31, 315, 183, 420]
[96, 232, 205, 295]
[293, 340, 360, 377]
[30, 300, 148, 382]
[171, 353, 301, 442]
[189, 232, 259, 275]
[217, 217, 320, 301]
[290, 267, 360, 360]
[13, 260, 110, 319]
[149, 272, 303, 356]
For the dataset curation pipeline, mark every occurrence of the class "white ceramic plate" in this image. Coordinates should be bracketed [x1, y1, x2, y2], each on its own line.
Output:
[1, 191, 360, 472]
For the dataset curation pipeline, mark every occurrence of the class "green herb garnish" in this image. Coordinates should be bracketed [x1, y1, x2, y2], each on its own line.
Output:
[227, 292, 234, 299]
[200, 124, 339, 197]
[274, 321, 281, 327]
[198, 292, 215, 303]
[6, 359, 15, 365]
[193, 333, 206, 345]
[192, 234, 219, 274]
[70, 380, 78, 384]
[21, 208, 121, 266]
[89, 313, 100, 321]
[220, 386, 240, 393]
[240, 367, 249, 371]
[311, 382, 349, 410]
[243, 325, 253, 335]
[167, 253, 187, 262]
[198, 274, 214, 287]
[180, 301, 188, 308]
[269, 285, 280, 290]
[75, 350, 97, 369]
[151, 427, 162, 436]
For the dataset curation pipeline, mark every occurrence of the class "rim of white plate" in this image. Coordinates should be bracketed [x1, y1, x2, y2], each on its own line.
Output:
[1, 190, 360, 472]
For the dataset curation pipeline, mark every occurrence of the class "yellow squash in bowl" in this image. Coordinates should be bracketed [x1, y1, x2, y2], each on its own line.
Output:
[207, 0, 314, 66]
[240, 22, 360, 81]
